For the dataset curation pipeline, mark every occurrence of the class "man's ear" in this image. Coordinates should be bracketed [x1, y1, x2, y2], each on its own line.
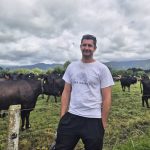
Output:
[80, 44, 82, 49]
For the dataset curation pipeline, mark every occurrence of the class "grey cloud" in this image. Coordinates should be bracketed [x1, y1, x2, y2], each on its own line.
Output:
[0, 0, 78, 38]
[0, 0, 150, 65]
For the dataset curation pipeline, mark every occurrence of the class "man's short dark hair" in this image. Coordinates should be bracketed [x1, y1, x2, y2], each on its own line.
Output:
[81, 34, 97, 47]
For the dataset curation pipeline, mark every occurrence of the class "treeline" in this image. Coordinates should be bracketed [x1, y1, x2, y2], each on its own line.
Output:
[110, 67, 150, 77]
[0, 61, 71, 75]
[1, 62, 150, 77]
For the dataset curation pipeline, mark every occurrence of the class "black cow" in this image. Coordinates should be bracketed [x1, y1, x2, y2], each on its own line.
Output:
[39, 72, 65, 103]
[0, 76, 62, 130]
[120, 76, 137, 92]
[10, 73, 37, 80]
[0, 74, 11, 118]
[44, 74, 65, 103]
[140, 76, 150, 108]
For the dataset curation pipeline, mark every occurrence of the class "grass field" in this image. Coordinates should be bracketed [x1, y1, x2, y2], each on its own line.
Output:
[0, 81, 150, 150]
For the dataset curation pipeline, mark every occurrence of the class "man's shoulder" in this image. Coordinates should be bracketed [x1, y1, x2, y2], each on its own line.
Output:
[65, 61, 80, 72]
[69, 60, 80, 66]
[95, 61, 108, 69]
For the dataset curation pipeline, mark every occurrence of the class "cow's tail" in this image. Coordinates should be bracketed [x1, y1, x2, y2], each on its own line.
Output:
[140, 80, 143, 94]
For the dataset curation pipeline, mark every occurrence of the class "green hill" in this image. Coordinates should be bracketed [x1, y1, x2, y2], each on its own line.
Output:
[1, 59, 150, 70]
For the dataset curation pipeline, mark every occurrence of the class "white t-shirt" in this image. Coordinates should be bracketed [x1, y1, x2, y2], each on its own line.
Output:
[63, 60, 114, 118]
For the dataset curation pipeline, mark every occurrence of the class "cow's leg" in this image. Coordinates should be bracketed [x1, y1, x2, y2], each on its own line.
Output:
[21, 111, 26, 131]
[54, 96, 57, 103]
[25, 111, 31, 129]
[128, 86, 130, 92]
[142, 96, 145, 107]
[121, 85, 123, 91]
[145, 98, 150, 108]
[122, 86, 125, 92]
[46, 95, 50, 102]
[124, 86, 126, 91]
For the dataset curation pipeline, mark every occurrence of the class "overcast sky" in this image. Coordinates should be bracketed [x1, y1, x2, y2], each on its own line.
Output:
[0, 0, 150, 66]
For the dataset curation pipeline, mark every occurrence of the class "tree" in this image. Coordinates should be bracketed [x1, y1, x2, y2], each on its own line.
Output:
[63, 61, 71, 70]
[12, 68, 32, 74]
[53, 66, 64, 74]
[0, 66, 3, 71]
[46, 68, 53, 74]
[32, 68, 44, 75]
[136, 71, 145, 77]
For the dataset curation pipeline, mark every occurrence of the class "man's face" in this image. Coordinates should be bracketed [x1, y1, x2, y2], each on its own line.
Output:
[80, 39, 96, 58]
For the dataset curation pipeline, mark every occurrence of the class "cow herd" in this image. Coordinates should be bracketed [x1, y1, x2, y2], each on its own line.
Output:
[113, 75, 150, 108]
[0, 72, 150, 131]
[0, 72, 65, 130]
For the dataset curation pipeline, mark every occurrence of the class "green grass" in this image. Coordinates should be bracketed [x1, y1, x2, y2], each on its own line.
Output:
[104, 81, 150, 150]
[0, 81, 150, 150]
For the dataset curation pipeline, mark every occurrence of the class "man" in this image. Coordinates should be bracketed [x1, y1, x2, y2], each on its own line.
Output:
[55, 34, 114, 150]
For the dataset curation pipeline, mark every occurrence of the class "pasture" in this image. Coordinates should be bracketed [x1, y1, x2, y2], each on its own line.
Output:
[0, 81, 150, 150]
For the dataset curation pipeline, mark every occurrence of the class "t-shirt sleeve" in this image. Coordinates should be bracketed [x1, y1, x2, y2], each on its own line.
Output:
[100, 66, 114, 88]
[62, 65, 71, 84]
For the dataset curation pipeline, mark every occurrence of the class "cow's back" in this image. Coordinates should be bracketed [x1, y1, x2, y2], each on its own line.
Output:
[0, 80, 41, 110]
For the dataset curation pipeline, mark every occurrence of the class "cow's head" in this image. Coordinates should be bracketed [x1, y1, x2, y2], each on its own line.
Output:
[43, 74, 63, 96]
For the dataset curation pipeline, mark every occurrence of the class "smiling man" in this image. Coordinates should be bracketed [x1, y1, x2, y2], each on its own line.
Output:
[55, 34, 114, 150]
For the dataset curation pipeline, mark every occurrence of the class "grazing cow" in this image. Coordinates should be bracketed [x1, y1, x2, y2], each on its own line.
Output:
[0, 76, 60, 130]
[140, 75, 150, 108]
[120, 76, 137, 92]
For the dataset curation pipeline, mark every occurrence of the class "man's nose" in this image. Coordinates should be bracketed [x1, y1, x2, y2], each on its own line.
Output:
[84, 45, 89, 49]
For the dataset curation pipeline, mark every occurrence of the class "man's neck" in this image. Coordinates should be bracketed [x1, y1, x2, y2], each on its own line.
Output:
[81, 58, 96, 63]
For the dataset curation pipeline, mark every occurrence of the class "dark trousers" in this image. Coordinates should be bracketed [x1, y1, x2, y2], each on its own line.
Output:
[55, 112, 105, 150]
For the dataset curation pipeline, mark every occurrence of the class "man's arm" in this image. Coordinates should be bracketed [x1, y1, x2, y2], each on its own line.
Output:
[101, 86, 112, 129]
[60, 82, 72, 118]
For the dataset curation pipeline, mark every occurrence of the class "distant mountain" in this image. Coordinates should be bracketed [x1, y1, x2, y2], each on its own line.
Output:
[1, 59, 150, 70]
[105, 59, 150, 70]
[2, 63, 63, 70]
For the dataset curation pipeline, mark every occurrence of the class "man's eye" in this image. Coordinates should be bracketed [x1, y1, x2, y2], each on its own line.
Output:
[82, 44, 93, 47]
[88, 44, 92, 47]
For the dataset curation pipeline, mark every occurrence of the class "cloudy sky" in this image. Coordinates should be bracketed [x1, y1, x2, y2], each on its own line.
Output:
[0, 0, 150, 66]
